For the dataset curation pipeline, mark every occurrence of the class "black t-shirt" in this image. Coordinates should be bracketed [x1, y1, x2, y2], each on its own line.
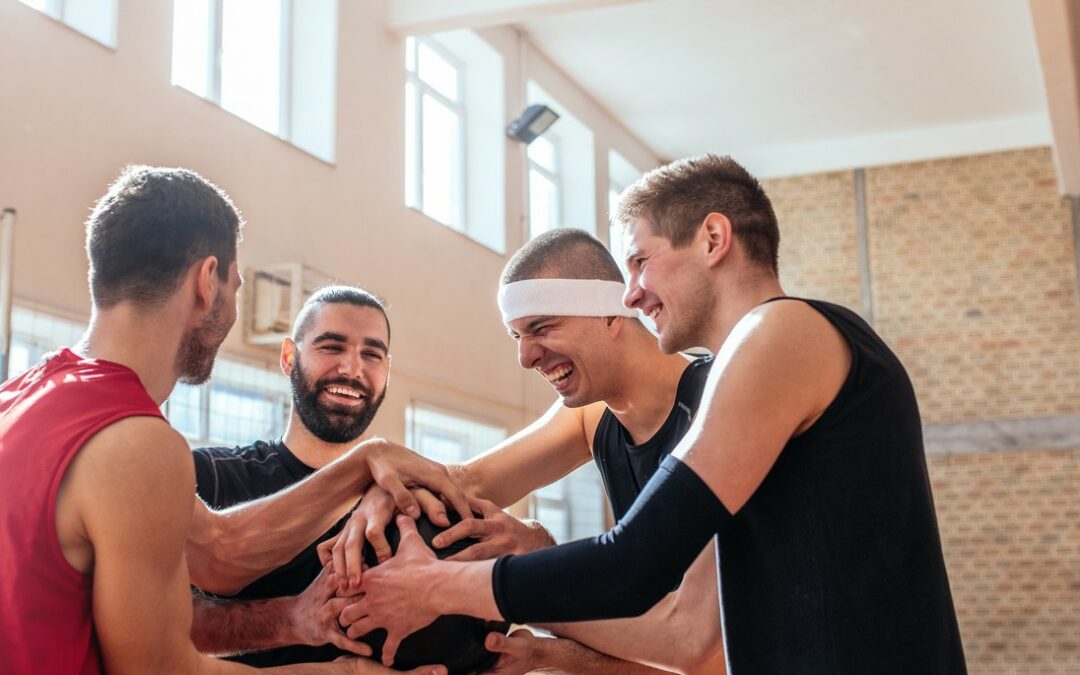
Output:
[592, 356, 712, 521]
[193, 440, 350, 667]
[716, 298, 966, 673]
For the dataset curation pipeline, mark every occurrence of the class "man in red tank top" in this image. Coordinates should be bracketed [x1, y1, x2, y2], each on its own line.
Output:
[0, 166, 463, 675]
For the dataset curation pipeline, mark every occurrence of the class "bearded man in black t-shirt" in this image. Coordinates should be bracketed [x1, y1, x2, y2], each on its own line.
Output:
[189, 285, 400, 666]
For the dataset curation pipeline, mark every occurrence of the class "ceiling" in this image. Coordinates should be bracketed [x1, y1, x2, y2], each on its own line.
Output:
[519, 0, 1051, 176]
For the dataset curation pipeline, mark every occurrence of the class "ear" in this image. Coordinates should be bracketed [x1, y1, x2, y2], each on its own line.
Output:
[193, 256, 220, 311]
[700, 212, 733, 268]
[605, 315, 625, 338]
[280, 337, 297, 376]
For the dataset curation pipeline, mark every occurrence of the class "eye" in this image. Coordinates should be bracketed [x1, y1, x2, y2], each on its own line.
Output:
[362, 350, 385, 361]
[320, 344, 343, 353]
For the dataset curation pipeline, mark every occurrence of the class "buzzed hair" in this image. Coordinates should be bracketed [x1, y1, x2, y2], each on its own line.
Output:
[501, 228, 624, 285]
[292, 285, 390, 344]
[616, 154, 780, 274]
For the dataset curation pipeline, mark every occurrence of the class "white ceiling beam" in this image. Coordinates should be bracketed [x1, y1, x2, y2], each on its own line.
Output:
[387, 0, 653, 36]
[1029, 0, 1080, 196]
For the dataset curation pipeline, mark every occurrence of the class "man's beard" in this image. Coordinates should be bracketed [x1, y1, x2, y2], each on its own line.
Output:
[290, 355, 385, 443]
[177, 293, 231, 385]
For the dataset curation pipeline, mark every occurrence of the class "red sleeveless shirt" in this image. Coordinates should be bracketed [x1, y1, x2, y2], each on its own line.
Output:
[0, 349, 164, 674]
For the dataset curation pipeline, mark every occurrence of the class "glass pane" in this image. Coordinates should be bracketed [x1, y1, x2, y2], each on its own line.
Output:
[421, 93, 462, 228]
[220, 0, 282, 134]
[207, 385, 279, 446]
[404, 81, 418, 209]
[171, 0, 211, 97]
[608, 186, 628, 278]
[416, 429, 467, 465]
[63, 0, 117, 47]
[417, 41, 459, 102]
[529, 168, 559, 239]
[535, 502, 570, 543]
[167, 384, 204, 440]
[7, 342, 32, 377]
[535, 477, 566, 499]
[18, 0, 54, 16]
[405, 36, 416, 73]
[527, 135, 557, 174]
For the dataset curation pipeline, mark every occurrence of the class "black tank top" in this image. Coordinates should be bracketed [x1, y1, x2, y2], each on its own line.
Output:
[592, 356, 712, 521]
[719, 298, 966, 673]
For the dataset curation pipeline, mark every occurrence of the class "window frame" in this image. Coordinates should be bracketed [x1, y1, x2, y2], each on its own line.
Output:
[527, 132, 563, 240]
[405, 36, 468, 232]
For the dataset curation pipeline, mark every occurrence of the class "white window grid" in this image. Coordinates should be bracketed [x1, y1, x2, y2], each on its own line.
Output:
[527, 133, 562, 240]
[405, 36, 468, 232]
[172, 0, 295, 139]
[17, 0, 116, 47]
[608, 181, 629, 278]
[405, 403, 506, 465]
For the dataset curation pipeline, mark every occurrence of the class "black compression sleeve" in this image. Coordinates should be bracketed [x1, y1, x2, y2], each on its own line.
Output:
[492, 455, 730, 624]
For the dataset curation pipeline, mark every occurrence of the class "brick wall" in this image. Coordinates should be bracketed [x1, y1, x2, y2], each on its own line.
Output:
[767, 147, 1080, 673]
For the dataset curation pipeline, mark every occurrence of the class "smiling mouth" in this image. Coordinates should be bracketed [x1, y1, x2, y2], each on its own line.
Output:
[322, 385, 366, 404]
[541, 363, 574, 386]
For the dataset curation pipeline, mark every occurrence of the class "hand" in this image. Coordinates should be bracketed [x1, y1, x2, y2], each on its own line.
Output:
[478, 629, 552, 675]
[339, 515, 446, 667]
[433, 497, 555, 561]
[359, 438, 471, 529]
[289, 563, 373, 656]
[318, 485, 451, 589]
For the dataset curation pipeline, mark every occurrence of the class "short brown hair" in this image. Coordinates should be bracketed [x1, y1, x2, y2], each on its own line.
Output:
[86, 166, 243, 309]
[616, 154, 779, 274]
[501, 228, 623, 284]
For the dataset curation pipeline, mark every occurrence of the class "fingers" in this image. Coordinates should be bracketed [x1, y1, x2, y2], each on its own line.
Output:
[394, 514, 431, 557]
[317, 536, 337, 566]
[468, 495, 501, 516]
[381, 632, 403, 668]
[326, 630, 373, 657]
[431, 518, 486, 549]
[485, 628, 534, 657]
[366, 520, 392, 565]
[341, 516, 367, 589]
[430, 473, 472, 525]
[412, 487, 449, 527]
[383, 474, 422, 519]
[445, 542, 502, 562]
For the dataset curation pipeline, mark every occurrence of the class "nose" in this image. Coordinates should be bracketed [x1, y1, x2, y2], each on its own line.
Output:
[517, 337, 544, 370]
[336, 350, 368, 383]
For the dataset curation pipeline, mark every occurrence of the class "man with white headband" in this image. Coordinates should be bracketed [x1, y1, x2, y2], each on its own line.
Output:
[326, 228, 725, 673]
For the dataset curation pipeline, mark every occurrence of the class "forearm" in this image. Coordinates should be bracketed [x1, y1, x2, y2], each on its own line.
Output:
[191, 593, 297, 656]
[536, 636, 676, 674]
[537, 544, 723, 674]
[189, 448, 370, 593]
[491, 457, 728, 624]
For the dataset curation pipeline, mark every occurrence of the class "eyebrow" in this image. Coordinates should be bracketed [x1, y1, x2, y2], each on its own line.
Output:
[311, 332, 389, 355]
[509, 315, 558, 338]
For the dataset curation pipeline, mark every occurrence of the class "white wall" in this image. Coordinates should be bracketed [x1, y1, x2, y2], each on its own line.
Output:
[0, 0, 661, 445]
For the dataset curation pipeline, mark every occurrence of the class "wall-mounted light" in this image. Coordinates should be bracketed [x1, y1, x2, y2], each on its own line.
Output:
[506, 104, 560, 144]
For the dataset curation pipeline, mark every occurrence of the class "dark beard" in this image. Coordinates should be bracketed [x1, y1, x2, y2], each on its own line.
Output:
[290, 356, 385, 443]
[177, 293, 230, 385]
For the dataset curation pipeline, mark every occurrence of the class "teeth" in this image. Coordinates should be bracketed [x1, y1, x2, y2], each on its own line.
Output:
[326, 386, 362, 398]
[544, 365, 573, 384]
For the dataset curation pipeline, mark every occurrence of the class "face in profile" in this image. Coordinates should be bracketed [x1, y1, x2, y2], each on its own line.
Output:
[288, 304, 390, 443]
[177, 261, 241, 385]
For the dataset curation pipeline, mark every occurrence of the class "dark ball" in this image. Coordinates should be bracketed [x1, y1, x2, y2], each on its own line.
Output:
[356, 512, 510, 674]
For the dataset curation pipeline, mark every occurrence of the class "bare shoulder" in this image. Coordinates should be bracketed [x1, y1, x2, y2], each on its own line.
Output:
[75, 415, 194, 490]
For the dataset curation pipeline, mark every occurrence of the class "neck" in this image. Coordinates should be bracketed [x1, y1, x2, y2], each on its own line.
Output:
[704, 273, 786, 352]
[281, 410, 367, 469]
[75, 304, 186, 405]
[602, 323, 692, 445]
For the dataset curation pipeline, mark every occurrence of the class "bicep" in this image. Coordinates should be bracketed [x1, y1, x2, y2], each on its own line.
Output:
[458, 401, 596, 507]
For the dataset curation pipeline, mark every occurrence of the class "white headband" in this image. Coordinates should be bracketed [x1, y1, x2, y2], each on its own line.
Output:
[498, 279, 638, 324]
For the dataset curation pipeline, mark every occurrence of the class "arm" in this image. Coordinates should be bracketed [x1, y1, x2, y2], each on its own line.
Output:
[346, 301, 850, 665]
[536, 542, 723, 674]
[191, 564, 369, 657]
[481, 629, 676, 675]
[188, 437, 471, 595]
[64, 417, 383, 674]
[449, 400, 600, 507]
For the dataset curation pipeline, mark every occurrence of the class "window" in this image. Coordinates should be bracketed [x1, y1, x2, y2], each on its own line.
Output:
[404, 32, 505, 252]
[6, 305, 290, 449]
[528, 134, 561, 239]
[405, 37, 466, 232]
[526, 81, 596, 240]
[608, 150, 644, 277]
[405, 404, 507, 465]
[530, 463, 607, 544]
[17, 0, 117, 47]
[171, 0, 337, 161]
